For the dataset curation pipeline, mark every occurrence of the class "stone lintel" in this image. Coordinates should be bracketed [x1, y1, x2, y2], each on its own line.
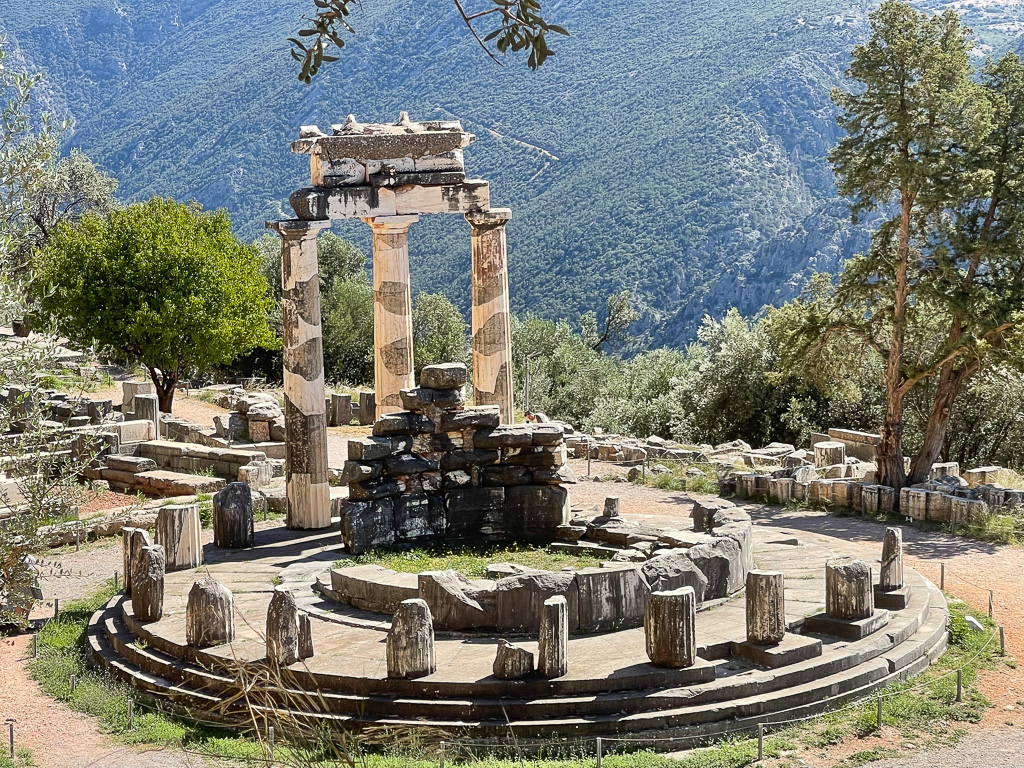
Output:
[291, 130, 473, 158]
[731, 632, 823, 669]
[289, 181, 490, 221]
[362, 214, 420, 232]
[873, 584, 912, 611]
[466, 208, 513, 229]
[805, 608, 890, 641]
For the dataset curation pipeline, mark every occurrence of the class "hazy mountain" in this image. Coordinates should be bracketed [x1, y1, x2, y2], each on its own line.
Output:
[2, 0, 1021, 344]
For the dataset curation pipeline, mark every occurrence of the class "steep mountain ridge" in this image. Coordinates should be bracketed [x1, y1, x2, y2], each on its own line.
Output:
[1, 0, 1020, 343]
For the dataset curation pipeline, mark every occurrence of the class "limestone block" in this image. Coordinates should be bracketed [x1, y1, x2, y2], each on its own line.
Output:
[121, 526, 141, 596]
[186, 578, 235, 647]
[950, 496, 986, 525]
[825, 557, 874, 621]
[440, 449, 500, 471]
[266, 587, 306, 666]
[769, 477, 793, 504]
[372, 412, 434, 437]
[814, 441, 846, 467]
[299, 611, 314, 660]
[713, 523, 753, 575]
[445, 487, 504, 536]
[879, 527, 903, 591]
[900, 488, 930, 520]
[330, 393, 353, 427]
[439, 406, 500, 431]
[238, 460, 273, 489]
[132, 545, 166, 622]
[539, 595, 569, 679]
[645, 586, 697, 668]
[493, 639, 535, 679]
[331, 565, 419, 612]
[384, 453, 439, 476]
[691, 498, 735, 533]
[746, 570, 784, 645]
[418, 570, 496, 630]
[394, 493, 445, 541]
[532, 465, 578, 484]
[641, 550, 708, 601]
[473, 425, 533, 449]
[341, 498, 396, 554]
[339, 460, 383, 484]
[347, 435, 411, 461]
[575, 564, 650, 632]
[685, 537, 743, 599]
[155, 504, 203, 571]
[134, 393, 160, 434]
[420, 363, 468, 390]
[122, 380, 154, 414]
[247, 400, 283, 422]
[213, 482, 254, 549]
[214, 412, 247, 440]
[349, 479, 405, 501]
[357, 392, 376, 426]
[504, 485, 568, 538]
[531, 423, 565, 446]
[482, 465, 532, 486]
[386, 598, 435, 679]
[495, 571, 579, 632]
[247, 420, 270, 443]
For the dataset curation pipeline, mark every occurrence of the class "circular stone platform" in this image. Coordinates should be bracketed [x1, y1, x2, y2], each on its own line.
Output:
[88, 516, 947, 751]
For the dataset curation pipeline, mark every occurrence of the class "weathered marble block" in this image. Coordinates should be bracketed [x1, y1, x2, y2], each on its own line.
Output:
[493, 639, 535, 679]
[879, 527, 903, 590]
[155, 503, 203, 571]
[814, 441, 846, 467]
[133, 545, 165, 622]
[539, 595, 568, 679]
[645, 586, 696, 668]
[266, 587, 312, 666]
[746, 570, 785, 645]
[213, 482, 255, 549]
[387, 598, 435, 679]
[825, 557, 873, 621]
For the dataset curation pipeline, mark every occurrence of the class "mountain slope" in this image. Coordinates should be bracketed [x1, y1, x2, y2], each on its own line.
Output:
[2, 0, 1020, 343]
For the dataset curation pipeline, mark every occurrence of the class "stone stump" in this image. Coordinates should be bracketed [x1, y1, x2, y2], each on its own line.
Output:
[493, 639, 535, 679]
[213, 482, 255, 549]
[330, 393, 352, 427]
[266, 586, 312, 666]
[357, 392, 376, 426]
[539, 595, 568, 679]
[121, 526, 141, 596]
[186, 578, 235, 648]
[603, 497, 621, 518]
[133, 545, 166, 622]
[825, 557, 873, 620]
[746, 570, 785, 645]
[127, 528, 152, 598]
[644, 586, 696, 668]
[155, 504, 203, 571]
[814, 441, 846, 468]
[121, 380, 154, 415]
[879, 527, 904, 590]
[386, 598, 435, 679]
[134, 393, 160, 435]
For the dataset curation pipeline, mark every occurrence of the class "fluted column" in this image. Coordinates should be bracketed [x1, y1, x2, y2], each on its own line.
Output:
[364, 215, 418, 418]
[466, 209, 514, 423]
[267, 219, 331, 530]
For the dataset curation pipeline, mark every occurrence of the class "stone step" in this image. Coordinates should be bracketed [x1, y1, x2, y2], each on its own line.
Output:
[104, 455, 159, 474]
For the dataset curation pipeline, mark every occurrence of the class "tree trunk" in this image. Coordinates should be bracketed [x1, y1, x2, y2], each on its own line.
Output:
[907, 363, 972, 484]
[148, 366, 178, 413]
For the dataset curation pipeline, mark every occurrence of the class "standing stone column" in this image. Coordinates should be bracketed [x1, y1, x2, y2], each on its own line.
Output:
[539, 594, 568, 679]
[155, 504, 203, 571]
[644, 586, 697, 668]
[133, 393, 160, 436]
[466, 209, 514, 424]
[127, 527, 152, 598]
[213, 482, 255, 549]
[133, 545, 166, 623]
[122, 526, 140, 596]
[186, 577, 235, 648]
[386, 598, 435, 679]
[364, 215, 419, 419]
[746, 570, 785, 645]
[330, 393, 352, 427]
[825, 557, 874, 620]
[879, 527, 904, 591]
[266, 586, 313, 666]
[814, 441, 846, 467]
[266, 219, 332, 530]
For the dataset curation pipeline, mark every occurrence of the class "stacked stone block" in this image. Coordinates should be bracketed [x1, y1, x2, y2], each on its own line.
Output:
[340, 363, 573, 554]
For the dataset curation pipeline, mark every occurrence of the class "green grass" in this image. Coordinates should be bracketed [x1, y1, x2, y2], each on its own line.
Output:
[0, 748, 35, 768]
[636, 462, 722, 496]
[335, 542, 602, 578]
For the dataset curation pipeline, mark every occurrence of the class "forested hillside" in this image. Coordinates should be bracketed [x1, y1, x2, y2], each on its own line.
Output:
[2, 0, 1021, 343]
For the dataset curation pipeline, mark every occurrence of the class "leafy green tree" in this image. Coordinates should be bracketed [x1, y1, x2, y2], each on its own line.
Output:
[589, 347, 687, 438]
[580, 290, 640, 352]
[34, 198, 276, 412]
[413, 292, 469, 376]
[292, 0, 568, 81]
[806, 0, 991, 488]
[322, 279, 375, 385]
[26, 148, 118, 252]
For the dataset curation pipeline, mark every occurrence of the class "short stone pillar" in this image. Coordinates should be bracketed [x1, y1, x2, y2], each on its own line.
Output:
[825, 557, 873, 620]
[121, 526, 143, 596]
[386, 598, 435, 679]
[213, 482, 255, 549]
[539, 595, 568, 679]
[644, 586, 696, 668]
[121, 380, 154, 415]
[466, 208, 514, 424]
[266, 586, 313, 666]
[879, 527, 903, 590]
[357, 392, 376, 426]
[266, 218, 332, 532]
[603, 497, 621, 518]
[745, 570, 785, 645]
[125, 527, 152, 598]
[132, 545, 165, 622]
[330, 393, 352, 427]
[814, 441, 846, 467]
[493, 639, 535, 679]
[155, 503, 203, 571]
[186, 577, 235, 648]
[365, 215, 419, 418]
[134, 393, 160, 434]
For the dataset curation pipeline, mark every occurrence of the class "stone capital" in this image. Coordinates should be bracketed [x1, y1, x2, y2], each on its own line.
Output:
[362, 214, 420, 234]
[466, 208, 513, 231]
[265, 219, 331, 242]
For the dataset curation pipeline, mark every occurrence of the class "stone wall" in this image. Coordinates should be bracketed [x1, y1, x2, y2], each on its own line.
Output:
[339, 364, 574, 554]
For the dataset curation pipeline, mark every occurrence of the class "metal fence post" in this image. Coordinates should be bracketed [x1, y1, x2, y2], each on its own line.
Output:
[956, 669, 963, 702]
[439, 740, 445, 768]
[989, 590, 994, 618]
[127, 699, 134, 729]
[940, 563, 945, 591]
[268, 725, 275, 759]
[596, 737, 602, 768]
[8, 721, 13, 759]
[757, 723, 764, 761]
[876, 696, 883, 729]
[1000, 626, 1006, 657]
